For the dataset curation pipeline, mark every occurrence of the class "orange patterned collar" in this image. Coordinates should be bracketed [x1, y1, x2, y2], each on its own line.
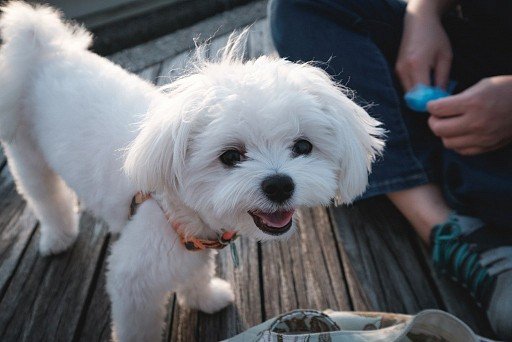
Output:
[129, 192, 239, 252]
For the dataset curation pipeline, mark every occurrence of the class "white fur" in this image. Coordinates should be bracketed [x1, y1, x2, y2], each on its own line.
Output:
[0, 2, 384, 341]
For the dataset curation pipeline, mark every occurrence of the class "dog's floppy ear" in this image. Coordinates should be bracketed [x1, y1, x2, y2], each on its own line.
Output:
[331, 98, 385, 204]
[123, 95, 194, 194]
[298, 64, 385, 204]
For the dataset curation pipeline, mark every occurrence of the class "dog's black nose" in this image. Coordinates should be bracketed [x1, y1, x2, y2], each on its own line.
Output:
[261, 174, 294, 203]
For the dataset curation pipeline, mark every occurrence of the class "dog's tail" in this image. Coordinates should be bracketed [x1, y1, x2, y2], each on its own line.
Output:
[0, 1, 92, 141]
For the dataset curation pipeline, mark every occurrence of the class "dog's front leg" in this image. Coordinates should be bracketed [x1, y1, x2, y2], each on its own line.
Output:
[176, 256, 235, 314]
[106, 199, 193, 342]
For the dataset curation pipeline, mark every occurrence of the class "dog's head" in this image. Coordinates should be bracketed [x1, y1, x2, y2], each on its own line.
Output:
[124, 34, 384, 240]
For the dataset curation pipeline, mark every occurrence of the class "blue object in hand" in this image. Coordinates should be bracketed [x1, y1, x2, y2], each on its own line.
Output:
[404, 84, 452, 112]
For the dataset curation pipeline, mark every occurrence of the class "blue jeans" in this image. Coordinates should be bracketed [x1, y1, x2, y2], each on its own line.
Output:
[269, 0, 512, 229]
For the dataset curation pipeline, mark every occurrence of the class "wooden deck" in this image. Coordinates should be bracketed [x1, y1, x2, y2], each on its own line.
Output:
[0, 2, 495, 341]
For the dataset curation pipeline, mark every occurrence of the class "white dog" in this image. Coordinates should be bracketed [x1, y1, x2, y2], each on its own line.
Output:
[0, 2, 384, 341]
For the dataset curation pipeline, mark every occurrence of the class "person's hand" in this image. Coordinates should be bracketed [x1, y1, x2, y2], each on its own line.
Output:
[395, 0, 453, 91]
[427, 76, 512, 155]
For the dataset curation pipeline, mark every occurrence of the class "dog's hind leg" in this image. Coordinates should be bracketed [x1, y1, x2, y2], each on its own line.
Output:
[3, 138, 79, 255]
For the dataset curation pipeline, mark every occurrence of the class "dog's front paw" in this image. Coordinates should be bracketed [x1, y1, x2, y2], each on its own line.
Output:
[178, 277, 234, 314]
[39, 224, 79, 256]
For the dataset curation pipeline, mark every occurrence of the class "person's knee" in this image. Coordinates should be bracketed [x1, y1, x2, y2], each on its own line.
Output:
[268, 0, 372, 54]
[269, 0, 345, 57]
[269, 0, 405, 43]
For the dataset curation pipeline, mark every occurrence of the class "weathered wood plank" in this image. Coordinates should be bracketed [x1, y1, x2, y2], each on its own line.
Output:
[163, 296, 177, 342]
[0, 161, 20, 229]
[207, 34, 230, 60]
[138, 63, 162, 84]
[157, 51, 190, 86]
[247, 19, 276, 58]
[0, 213, 108, 341]
[0, 206, 37, 297]
[0, 166, 38, 300]
[329, 198, 440, 314]
[75, 235, 113, 342]
[155, 18, 271, 87]
[152, 17, 273, 87]
[88, 0, 257, 56]
[336, 232, 374, 311]
[261, 207, 352, 318]
[0, 146, 5, 171]
[109, 1, 268, 72]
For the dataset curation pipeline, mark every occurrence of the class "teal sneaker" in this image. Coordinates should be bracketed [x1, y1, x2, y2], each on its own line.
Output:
[431, 213, 512, 340]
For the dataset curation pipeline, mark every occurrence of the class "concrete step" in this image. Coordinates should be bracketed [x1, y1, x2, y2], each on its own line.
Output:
[35, 0, 259, 55]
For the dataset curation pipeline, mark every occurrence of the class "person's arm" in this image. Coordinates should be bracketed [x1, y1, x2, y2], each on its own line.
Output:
[427, 75, 512, 155]
[395, 0, 457, 91]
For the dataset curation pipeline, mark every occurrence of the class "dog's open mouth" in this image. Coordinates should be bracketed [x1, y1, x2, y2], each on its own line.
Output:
[248, 209, 295, 235]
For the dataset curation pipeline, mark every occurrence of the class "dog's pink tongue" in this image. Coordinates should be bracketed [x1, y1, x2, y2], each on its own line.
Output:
[256, 210, 295, 228]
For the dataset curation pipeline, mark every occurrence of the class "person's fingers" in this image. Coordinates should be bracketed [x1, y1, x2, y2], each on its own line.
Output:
[434, 52, 452, 89]
[409, 63, 430, 90]
[428, 115, 468, 137]
[442, 135, 505, 155]
[427, 92, 468, 117]
[396, 59, 430, 91]
[395, 62, 412, 91]
[455, 146, 487, 156]
[456, 139, 512, 155]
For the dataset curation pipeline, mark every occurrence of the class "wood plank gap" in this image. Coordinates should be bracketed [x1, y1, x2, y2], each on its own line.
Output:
[71, 233, 111, 342]
[326, 206, 355, 311]
[281, 241, 301, 308]
[314, 211, 349, 307]
[0, 252, 52, 342]
[261, 207, 350, 317]
[245, 28, 252, 60]
[329, 206, 396, 311]
[0, 146, 5, 172]
[0, 221, 38, 303]
[365, 229, 392, 310]
[257, 241, 267, 321]
[164, 294, 177, 342]
[0, 214, 109, 341]
[1, 253, 56, 341]
[408, 236, 447, 310]
[134, 61, 164, 77]
[379, 231, 437, 309]
[154, 62, 165, 85]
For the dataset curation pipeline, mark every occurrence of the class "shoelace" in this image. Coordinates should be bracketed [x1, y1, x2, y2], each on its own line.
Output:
[431, 218, 512, 306]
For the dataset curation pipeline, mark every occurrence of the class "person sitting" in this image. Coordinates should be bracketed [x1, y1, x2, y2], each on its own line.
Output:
[269, 0, 512, 339]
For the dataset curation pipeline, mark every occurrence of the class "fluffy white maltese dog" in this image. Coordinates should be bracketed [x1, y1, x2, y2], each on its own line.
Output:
[0, 2, 384, 341]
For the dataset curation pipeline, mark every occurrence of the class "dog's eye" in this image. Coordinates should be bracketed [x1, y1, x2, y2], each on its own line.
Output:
[292, 139, 313, 156]
[220, 149, 242, 167]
